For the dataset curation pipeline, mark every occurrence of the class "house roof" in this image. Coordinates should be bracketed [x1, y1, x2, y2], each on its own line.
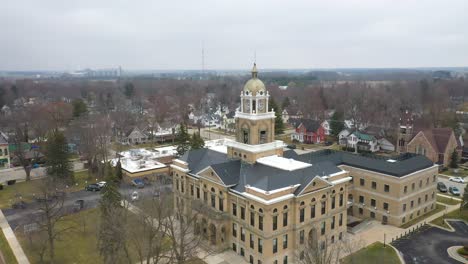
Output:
[0, 132, 8, 144]
[351, 131, 376, 141]
[299, 119, 322, 132]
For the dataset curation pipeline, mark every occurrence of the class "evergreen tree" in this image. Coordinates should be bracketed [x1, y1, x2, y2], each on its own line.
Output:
[115, 159, 123, 181]
[190, 132, 205, 149]
[330, 111, 345, 137]
[98, 163, 128, 264]
[124, 82, 135, 99]
[270, 97, 284, 135]
[282, 97, 290, 110]
[176, 123, 191, 156]
[45, 130, 74, 183]
[72, 99, 88, 118]
[450, 150, 459, 168]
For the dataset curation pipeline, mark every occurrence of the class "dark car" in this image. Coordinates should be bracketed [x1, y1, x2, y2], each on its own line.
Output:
[12, 201, 27, 209]
[287, 144, 296, 149]
[449, 186, 460, 196]
[324, 141, 333, 146]
[437, 182, 447, 192]
[85, 183, 101, 192]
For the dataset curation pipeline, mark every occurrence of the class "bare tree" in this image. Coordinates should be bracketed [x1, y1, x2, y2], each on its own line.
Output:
[296, 233, 364, 264]
[165, 197, 204, 264]
[32, 179, 72, 263]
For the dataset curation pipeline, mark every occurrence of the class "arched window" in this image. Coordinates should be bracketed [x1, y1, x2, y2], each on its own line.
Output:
[283, 205, 288, 210]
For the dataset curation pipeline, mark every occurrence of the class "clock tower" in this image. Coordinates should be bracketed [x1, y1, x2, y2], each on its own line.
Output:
[226, 64, 284, 163]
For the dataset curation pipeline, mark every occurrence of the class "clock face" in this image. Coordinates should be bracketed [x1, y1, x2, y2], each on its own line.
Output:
[258, 100, 265, 111]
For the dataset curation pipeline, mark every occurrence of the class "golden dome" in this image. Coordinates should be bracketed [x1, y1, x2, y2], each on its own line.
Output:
[243, 63, 266, 95]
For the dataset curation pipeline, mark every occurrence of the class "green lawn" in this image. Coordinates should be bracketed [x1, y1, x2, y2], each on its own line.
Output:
[0, 229, 18, 264]
[400, 204, 446, 229]
[439, 168, 468, 177]
[431, 208, 468, 229]
[437, 195, 462, 205]
[342, 242, 400, 264]
[0, 170, 93, 209]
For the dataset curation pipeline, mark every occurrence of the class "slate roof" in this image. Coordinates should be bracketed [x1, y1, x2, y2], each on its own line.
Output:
[284, 149, 434, 177]
[300, 119, 322, 132]
[179, 146, 434, 195]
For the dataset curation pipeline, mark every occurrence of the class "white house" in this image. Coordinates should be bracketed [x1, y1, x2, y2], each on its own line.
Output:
[346, 131, 380, 152]
[321, 120, 331, 135]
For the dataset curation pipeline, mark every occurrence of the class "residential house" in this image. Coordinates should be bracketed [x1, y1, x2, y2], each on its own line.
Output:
[321, 120, 331, 136]
[120, 127, 149, 145]
[346, 130, 379, 152]
[0, 132, 10, 169]
[291, 119, 326, 144]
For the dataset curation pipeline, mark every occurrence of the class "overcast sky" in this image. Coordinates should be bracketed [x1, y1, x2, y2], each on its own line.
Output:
[2, 0, 468, 71]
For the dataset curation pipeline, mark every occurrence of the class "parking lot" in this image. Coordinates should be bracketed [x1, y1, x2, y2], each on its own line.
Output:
[438, 176, 466, 196]
[392, 220, 468, 264]
[3, 182, 172, 230]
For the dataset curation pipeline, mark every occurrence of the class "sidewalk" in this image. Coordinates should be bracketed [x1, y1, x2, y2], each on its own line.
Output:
[0, 210, 29, 264]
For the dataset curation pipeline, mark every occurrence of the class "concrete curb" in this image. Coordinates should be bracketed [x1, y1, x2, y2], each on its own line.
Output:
[0, 210, 29, 264]
[388, 244, 406, 264]
[447, 246, 468, 264]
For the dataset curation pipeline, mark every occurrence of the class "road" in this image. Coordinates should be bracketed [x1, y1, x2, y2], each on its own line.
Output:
[438, 176, 466, 197]
[0, 161, 85, 184]
[3, 182, 172, 230]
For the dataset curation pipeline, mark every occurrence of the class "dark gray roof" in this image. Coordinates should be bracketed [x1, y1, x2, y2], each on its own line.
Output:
[284, 149, 434, 177]
[233, 161, 341, 194]
[0, 132, 8, 144]
[211, 160, 241, 186]
[180, 148, 229, 174]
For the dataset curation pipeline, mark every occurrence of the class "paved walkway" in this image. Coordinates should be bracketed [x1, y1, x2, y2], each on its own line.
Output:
[0, 210, 29, 264]
[197, 250, 248, 264]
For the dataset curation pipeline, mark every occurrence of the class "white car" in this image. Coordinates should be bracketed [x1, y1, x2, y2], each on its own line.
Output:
[449, 177, 465, 183]
[96, 181, 107, 188]
[131, 191, 139, 202]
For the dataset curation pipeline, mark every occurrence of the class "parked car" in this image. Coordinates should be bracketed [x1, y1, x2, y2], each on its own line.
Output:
[449, 177, 466, 183]
[85, 183, 101, 192]
[449, 186, 460, 196]
[131, 191, 139, 201]
[131, 179, 145, 189]
[324, 141, 333, 146]
[96, 181, 107, 188]
[286, 144, 296, 149]
[12, 201, 26, 209]
[437, 182, 448, 192]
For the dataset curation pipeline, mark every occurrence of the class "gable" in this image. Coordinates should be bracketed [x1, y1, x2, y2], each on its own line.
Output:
[198, 167, 225, 185]
[299, 177, 331, 195]
[407, 131, 436, 153]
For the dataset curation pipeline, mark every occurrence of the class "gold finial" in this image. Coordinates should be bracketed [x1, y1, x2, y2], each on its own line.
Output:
[252, 63, 258, 78]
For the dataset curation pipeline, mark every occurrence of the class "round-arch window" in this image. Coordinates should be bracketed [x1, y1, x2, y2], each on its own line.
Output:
[234, 152, 237, 156]
[211, 188, 215, 192]
[259, 209, 263, 213]
[332, 190, 336, 194]
[322, 195, 326, 199]
[340, 187, 344, 192]
[300, 201, 305, 206]
[283, 205, 288, 210]
[250, 205, 254, 209]
[243, 155, 247, 158]
[239, 153, 242, 157]
[311, 198, 316, 202]
[273, 208, 278, 213]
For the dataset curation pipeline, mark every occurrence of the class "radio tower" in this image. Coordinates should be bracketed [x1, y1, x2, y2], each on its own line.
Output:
[201, 44, 205, 79]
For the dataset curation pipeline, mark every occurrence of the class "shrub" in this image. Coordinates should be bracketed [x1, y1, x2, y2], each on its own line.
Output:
[458, 246, 468, 256]
[7, 180, 16, 185]
[0, 184, 3, 190]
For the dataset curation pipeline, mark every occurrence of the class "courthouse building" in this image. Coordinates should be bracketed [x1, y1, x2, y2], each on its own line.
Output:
[170, 64, 438, 264]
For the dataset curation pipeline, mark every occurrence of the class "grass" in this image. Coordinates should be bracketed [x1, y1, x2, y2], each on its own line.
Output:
[439, 168, 468, 177]
[431, 208, 468, 229]
[400, 204, 446, 229]
[0, 229, 18, 264]
[0, 170, 94, 209]
[341, 242, 401, 264]
[437, 195, 461, 205]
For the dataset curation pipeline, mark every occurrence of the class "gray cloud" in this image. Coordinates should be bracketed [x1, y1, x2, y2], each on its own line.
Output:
[1, 0, 468, 71]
